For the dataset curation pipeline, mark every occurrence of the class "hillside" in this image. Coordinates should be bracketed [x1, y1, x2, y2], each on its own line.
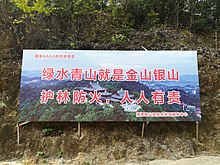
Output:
[0, 27, 220, 164]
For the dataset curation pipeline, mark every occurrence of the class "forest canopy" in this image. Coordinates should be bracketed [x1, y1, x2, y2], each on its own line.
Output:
[0, 0, 219, 58]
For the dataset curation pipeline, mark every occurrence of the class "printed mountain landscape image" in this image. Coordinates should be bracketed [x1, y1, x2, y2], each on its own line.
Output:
[19, 50, 201, 122]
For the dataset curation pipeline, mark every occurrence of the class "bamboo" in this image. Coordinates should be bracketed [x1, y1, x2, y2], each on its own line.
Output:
[141, 122, 145, 138]
[196, 121, 199, 141]
[17, 122, 20, 144]
[141, 121, 149, 138]
[215, 31, 218, 51]
[78, 122, 81, 137]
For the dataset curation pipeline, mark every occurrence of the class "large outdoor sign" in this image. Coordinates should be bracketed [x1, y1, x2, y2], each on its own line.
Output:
[19, 50, 201, 122]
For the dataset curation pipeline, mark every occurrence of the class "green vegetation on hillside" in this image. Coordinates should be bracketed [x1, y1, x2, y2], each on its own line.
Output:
[0, 0, 219, 59]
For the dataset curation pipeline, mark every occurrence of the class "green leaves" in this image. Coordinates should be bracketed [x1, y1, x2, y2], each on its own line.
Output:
[11, 0, 53, 16]
[12, 0, 30, 13]
[12, 18, 23, 24]
[112, 34, 127, 45]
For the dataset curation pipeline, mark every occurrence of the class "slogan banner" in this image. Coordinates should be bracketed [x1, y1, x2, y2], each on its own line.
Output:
[19, 50, 201, 122]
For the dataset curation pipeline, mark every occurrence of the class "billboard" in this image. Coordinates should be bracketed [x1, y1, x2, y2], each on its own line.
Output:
[19, 50, 201, 122]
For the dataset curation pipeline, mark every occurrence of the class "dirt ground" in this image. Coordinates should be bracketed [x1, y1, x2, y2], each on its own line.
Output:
[0, 156, 220, 165]
[0, 29, 219, 163]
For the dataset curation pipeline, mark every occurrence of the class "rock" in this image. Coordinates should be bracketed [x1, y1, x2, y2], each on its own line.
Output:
[113, 148, 127, 160]
[0, 101, 7, 109]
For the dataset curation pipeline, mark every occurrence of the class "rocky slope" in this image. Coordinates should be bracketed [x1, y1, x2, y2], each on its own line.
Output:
[0, 28, 219, 164]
